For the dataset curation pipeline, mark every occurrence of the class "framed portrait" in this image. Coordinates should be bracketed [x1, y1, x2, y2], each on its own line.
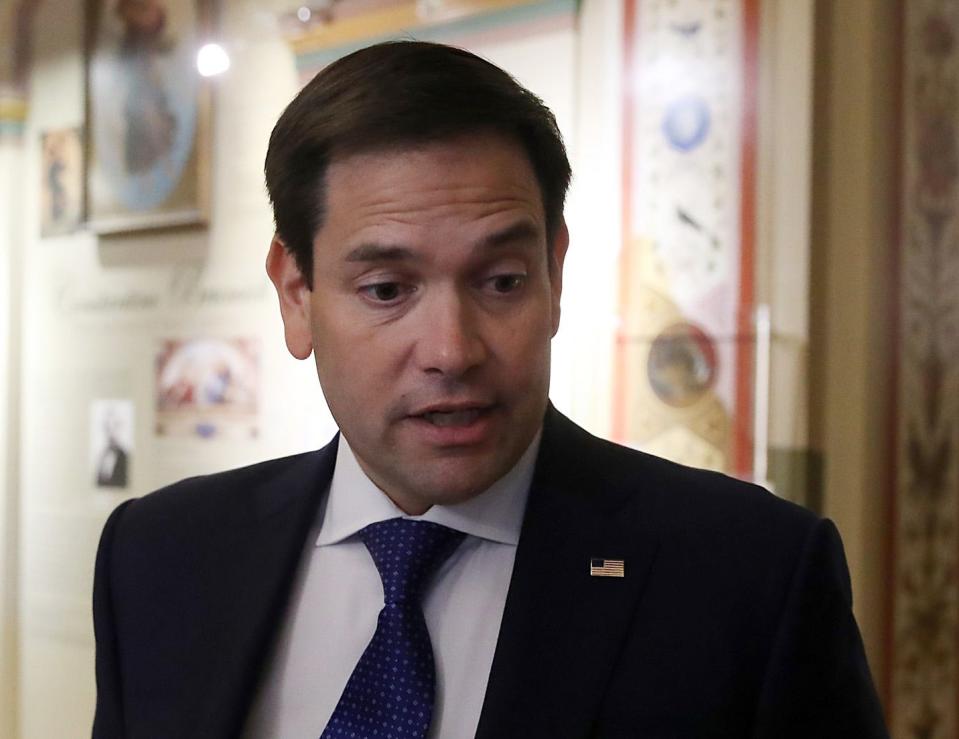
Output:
[90, 398, 135, 489]
[40, 127, 84, 237]
[155, 337, 259, 439]
[85, 0, 211, 233]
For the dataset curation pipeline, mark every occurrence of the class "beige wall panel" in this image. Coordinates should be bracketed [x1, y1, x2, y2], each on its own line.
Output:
[757, 0, 813, 457]
[562, 0, 624, 437]
[811, 0, 897, 699]
[19, 638, 95, 739]
[15, 2, 592, 735]
[0, 135, 25, 739]
[17, 1, 335, 734]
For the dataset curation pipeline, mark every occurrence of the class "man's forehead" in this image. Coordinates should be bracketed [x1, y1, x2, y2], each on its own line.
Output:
[322, 136, 545, 217]
[328, 129, 526, 164]
[327, 134, 535, 185]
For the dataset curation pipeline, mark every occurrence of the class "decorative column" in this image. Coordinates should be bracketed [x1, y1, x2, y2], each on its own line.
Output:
[0, 3, 30, 736]
[0, 0, 32, 140]
[0, 1, 39, 735]
[892, 2, 959, 737]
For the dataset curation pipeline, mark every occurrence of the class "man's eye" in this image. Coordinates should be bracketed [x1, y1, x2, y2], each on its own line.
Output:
[361, 283, 407, 302]
[489, 274, 526, 293]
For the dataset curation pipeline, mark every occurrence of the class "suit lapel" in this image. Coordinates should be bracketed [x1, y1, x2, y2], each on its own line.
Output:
[475, 410, 662, 739]
[166, 413, 657, 737]
[188, 438, 339, 738]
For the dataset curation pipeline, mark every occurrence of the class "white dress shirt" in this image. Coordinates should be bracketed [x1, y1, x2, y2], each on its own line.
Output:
[243, 433, 539, 739]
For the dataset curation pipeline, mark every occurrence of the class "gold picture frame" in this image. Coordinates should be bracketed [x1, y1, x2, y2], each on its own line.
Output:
[85, 0, 211, 233]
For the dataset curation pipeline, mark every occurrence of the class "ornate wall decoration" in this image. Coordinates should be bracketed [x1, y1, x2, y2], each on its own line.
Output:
[282, 0, 578, 80]
[85, 0, 213, 233]
[0, 0, 39, 140]
[40, 127, 83, 237]
[892, 2, 959, 737]
[616, 0, 757, 476]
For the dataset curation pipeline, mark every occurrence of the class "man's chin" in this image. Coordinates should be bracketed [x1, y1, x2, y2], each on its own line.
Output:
[397, 480, 489, 512]
[388, 461, 510, 512]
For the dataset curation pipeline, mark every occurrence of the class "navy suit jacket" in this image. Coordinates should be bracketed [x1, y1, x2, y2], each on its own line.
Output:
[93, 407, 889, 738]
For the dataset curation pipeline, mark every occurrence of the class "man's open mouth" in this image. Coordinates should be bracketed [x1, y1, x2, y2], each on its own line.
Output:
[419, 409, 484, 427]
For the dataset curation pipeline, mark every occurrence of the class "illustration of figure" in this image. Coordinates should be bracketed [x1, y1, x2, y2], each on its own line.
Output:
[115, 0, 177, 174]
[46, 136, 67, 223]
[202, 360, 233, 405]
[96, 409, 130, 488]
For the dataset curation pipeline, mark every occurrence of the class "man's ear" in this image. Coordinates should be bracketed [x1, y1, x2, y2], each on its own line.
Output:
[266, 235, 314, 359]
[548, 218, 569, 337]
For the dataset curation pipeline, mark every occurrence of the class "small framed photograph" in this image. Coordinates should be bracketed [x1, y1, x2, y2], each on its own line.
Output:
[91, 399, 135, 489]
[85, 0, 211, 233]
[40, 127, 84, 237]
[155, 337, 259, 439]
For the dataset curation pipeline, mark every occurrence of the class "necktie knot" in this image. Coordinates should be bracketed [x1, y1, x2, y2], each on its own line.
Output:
[360, 518, 466, 605]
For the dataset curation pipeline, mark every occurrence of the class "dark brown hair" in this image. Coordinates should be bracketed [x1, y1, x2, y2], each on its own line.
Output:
[264, 40, 571, 285]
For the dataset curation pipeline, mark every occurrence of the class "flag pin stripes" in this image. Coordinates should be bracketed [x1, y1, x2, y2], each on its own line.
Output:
[590, 558, 625, 577]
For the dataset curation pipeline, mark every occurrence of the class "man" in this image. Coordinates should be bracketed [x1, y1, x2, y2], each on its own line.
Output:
[92, 41, 888, 738]
[95, 409, 129, 489]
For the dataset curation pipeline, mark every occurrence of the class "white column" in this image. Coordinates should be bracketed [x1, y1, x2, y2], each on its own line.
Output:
[0, 127, 25, 739]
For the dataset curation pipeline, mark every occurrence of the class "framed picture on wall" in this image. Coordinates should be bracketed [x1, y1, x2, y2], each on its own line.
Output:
[90, 398, 135, 489]
[85, 0, 211, 233]
[40, 127, 84, 237]
[155, 337, 260, 439]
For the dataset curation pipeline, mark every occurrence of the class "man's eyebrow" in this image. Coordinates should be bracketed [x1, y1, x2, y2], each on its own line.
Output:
[479, 221, 542, 249]
[345, 244, 419, 263]
[343, 222, 542, 263]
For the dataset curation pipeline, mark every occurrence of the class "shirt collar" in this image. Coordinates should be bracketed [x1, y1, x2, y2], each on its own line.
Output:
[316, 432, 540, 548]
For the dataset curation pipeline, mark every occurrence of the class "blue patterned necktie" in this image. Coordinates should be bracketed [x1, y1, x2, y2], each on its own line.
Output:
[320, 517, 466, 739]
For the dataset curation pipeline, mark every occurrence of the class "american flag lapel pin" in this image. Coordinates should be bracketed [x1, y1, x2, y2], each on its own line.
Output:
[590, 557, 625, 578]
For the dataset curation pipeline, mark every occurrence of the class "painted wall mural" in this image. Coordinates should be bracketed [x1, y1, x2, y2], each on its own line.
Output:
[892, 2, 959, 737]
[0, 0, 38, 140]
[283, 0, 578, 82]
[616, 0, 756, 477]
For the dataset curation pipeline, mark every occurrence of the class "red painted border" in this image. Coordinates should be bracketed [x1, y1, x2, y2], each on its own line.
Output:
[734, 0, 759, 478]
[612, 0, 639, 443]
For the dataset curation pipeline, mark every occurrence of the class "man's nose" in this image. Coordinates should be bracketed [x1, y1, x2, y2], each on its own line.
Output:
[415, 289, 488, 377]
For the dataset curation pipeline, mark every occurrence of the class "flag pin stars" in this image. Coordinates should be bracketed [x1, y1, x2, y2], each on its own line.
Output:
[590, 558, 625, 578]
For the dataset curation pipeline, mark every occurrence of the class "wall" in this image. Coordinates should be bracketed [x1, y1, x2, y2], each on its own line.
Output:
[1, 3, 29, 735]
[15, 1, 622, 734]
[0, 113, 24, 739]
[6, 0, 897, 734]
[757, 0, 817, 504]
[18, 2, 321, 735]
[810, 0, 898, 701]
[559, 0, 624, 435]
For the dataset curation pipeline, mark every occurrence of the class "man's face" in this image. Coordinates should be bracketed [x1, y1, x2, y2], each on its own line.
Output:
[267, 133, 567, 514]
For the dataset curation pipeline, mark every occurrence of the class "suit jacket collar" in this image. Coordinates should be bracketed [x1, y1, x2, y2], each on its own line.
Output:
[211, 407, 660, 737]
[195, 438, 339, 738]
[475, 405, 663, 738]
